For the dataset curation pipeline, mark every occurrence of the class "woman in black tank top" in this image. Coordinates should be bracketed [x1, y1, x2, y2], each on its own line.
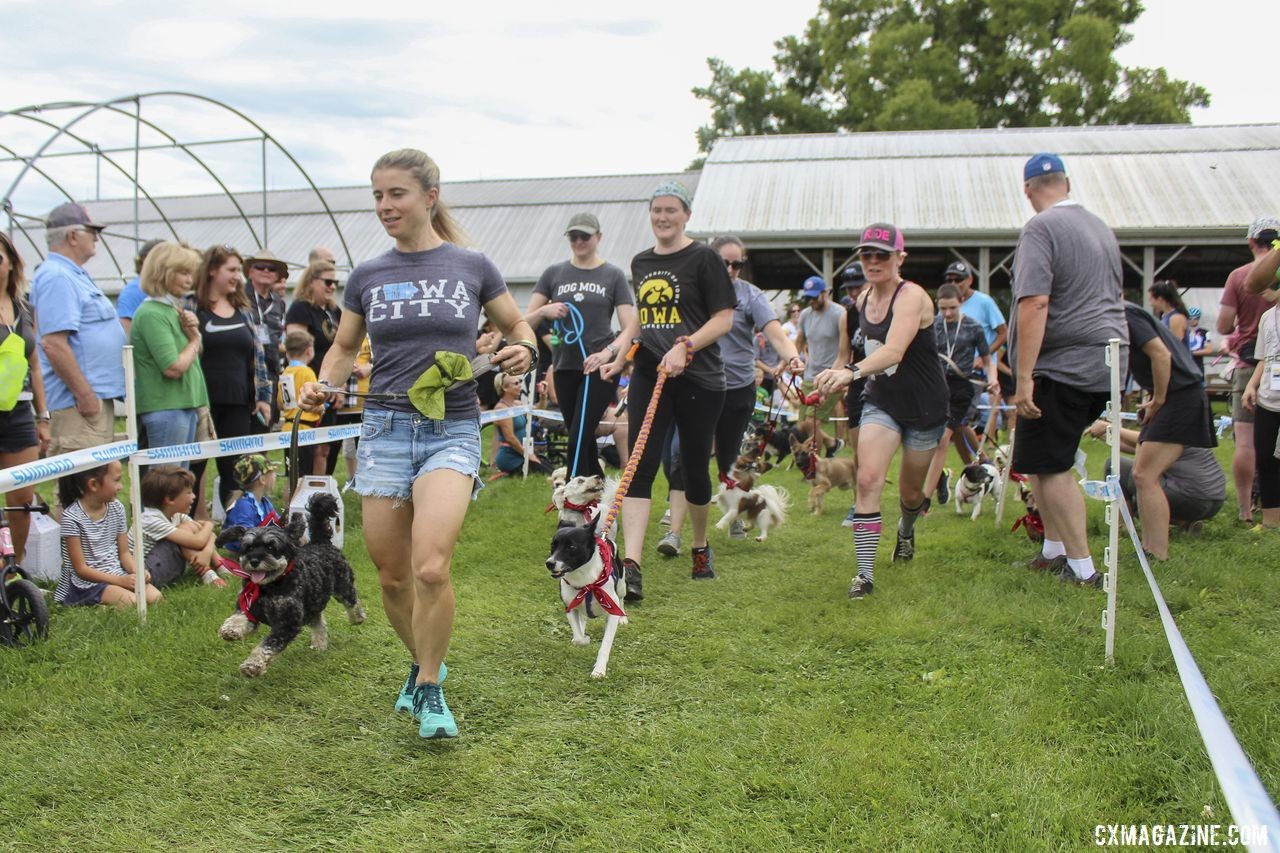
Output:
[816, 223, 948, 599]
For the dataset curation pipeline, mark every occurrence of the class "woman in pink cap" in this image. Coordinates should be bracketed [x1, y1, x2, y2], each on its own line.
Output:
[816, 222, 947, 599]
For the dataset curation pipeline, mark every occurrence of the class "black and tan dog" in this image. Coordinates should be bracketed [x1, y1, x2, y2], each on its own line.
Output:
[790, 435, 857, 515]
[215, 494, 365, 677]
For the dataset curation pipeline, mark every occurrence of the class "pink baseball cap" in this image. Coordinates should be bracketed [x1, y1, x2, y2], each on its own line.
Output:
[855, 223, 905, 253]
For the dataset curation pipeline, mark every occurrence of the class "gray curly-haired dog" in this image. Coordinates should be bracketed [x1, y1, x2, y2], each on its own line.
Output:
[215, 493, 365, 677]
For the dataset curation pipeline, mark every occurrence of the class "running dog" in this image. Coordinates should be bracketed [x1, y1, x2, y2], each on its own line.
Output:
[790, 435, 857, 515]
[215, 493, 366, 678]
[953, 462, 1000, 520]
[716, 484, 791, 541]
[746, 422, 799, 468]
[545, 512, 627, 679]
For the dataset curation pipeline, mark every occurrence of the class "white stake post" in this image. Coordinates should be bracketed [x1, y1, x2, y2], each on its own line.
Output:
[123, 346, 147, 623]
[1103, 338, 1122, 664]
[994, 425, 1015, 526]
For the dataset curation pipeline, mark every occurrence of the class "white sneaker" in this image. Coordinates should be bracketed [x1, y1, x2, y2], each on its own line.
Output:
[657, 530, 681, 557]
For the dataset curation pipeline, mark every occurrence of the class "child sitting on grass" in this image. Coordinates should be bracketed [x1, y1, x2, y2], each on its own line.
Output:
[224, 455, 281, 533]
[133, 466, 227, 588]
[278, 329, 323, 494]
[55, 461, 162, 609]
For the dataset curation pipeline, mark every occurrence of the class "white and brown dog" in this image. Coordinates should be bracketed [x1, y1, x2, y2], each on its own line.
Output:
[550, 472, 618, 534]
[545, 512, 627, 679]
[715, 459, 791, 541]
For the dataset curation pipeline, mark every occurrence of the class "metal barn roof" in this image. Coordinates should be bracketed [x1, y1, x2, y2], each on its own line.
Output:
[687, 124, 1280, 245]
[10, 171, 698, 292]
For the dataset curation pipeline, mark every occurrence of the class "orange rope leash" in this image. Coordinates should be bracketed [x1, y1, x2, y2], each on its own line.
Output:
[601, 338, 694, 531]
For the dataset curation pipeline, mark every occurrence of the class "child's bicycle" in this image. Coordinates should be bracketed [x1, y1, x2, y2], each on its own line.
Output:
[0, 503, 51, 647]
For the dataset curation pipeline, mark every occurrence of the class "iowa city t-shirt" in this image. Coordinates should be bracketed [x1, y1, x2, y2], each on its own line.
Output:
[629, 241, 735, 390]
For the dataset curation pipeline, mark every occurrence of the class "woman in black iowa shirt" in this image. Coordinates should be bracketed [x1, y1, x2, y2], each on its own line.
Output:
[189, 245, 272, 514]
[605, 181, 734, 598]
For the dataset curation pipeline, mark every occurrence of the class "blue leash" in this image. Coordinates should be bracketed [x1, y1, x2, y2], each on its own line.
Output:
[554, 302, 592, 477]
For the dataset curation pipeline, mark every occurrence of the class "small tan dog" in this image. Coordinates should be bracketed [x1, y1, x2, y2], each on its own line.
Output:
[790, 435, 857, 515]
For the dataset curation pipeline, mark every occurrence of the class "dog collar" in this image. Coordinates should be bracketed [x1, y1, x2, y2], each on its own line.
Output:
[719, 472, 739, 491]
[549, 498, 597, 522]
[223, 558, 295, 622]
[564, 538, 625, 618]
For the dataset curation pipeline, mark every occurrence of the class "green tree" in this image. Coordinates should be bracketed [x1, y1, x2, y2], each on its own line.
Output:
[692, 0, 1209, 155]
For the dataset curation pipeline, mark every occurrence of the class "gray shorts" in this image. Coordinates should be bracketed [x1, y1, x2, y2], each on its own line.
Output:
[146, 539, 188, 588]
[1232, 368, 1255, 425]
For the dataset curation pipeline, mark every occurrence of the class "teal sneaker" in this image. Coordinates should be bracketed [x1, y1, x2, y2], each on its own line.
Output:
[413, 682, 458, 739]
[394, 661, 447, 714]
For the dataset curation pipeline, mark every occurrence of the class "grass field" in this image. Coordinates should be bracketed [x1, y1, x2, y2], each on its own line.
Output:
[2, 435, 1277, 850]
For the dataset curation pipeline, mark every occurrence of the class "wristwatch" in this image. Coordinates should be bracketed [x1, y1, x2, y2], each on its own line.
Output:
[36, 410, 51, 422]
[845, 364, 863, 381]
[514, 339, 539, 370]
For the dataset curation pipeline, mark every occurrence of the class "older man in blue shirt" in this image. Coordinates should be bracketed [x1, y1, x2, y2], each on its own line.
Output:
[33, 202, 127, 454]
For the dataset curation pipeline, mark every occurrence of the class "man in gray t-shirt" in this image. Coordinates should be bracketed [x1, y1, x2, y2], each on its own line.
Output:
[1009, 153, 1128, 588]
[796, 276, 844, 454]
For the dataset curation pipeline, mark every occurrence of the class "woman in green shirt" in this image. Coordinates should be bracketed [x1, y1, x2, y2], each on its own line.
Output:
[129, 242, 208, 461]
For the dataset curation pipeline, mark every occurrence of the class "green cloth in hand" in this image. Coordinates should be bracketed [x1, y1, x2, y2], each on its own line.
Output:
[408, 352, 474, 420]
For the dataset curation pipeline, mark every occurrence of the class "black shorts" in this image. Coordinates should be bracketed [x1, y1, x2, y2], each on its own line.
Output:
[146, 539, 188, 588]
[0, 402, 37, 453]
[1138, 384, 1216, 448]
[997, 369, 1015, 399]
[946, 379, 976, 430]
[1012, 376, 1108, 475]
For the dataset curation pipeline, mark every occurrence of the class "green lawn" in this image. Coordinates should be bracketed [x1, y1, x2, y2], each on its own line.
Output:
[2, 437, 1276, 850]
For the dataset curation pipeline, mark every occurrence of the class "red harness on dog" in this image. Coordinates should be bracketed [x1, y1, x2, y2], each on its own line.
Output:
[544, 499, 597, 524]
[564, 538, 626, 618]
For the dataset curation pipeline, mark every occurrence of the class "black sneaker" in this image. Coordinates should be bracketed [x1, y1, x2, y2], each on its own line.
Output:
[848, 575, 873, 598]
[936, 469, 951, 505]
[1026, 554, 1067, 574]
[623, 558, 644, 601]
[1056, 563, 1103, 589]
[892, 528, 914, 562]
[691, 546, 717, 580]
[826, 438, 844, 458]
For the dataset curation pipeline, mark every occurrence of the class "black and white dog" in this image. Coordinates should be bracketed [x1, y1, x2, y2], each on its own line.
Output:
[215, 493, 365, 677]
[953, 462, 1000, 520]
[545, 512, 627, 679]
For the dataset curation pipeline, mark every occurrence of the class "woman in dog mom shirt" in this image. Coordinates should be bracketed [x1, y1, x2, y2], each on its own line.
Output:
[610, 181, 734, 599]
[299, 148, 535, 741]
[525, 212, 637, 479]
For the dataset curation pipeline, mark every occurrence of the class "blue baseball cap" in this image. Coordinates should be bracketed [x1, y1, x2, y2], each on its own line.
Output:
[1024, 153, 1066, 182]
[801, 275, 827, 298]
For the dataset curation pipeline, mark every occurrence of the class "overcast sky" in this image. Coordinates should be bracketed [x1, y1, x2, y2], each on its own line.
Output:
[0, 0, 1273, 214]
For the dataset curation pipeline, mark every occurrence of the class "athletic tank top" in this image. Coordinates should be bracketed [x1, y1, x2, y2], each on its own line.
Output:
[859, 281, 948, 429]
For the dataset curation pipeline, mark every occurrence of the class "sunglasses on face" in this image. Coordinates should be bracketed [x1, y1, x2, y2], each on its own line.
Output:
[251, 263, 279, 273]
[319, 278, 339, 287]
[724, 259, 744, 270]
[857, 250, 892, 263]
[567, 231, 594, 243]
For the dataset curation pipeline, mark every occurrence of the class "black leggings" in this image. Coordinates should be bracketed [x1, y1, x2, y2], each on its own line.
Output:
[626, 363, 724, 505]
[715, 384, 758, 477]
[1253, 405, 1280, 510]
[191, 403, 253, 507]
[553, 367, 618, 478]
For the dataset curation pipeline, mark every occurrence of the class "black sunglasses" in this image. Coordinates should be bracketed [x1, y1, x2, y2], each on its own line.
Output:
[857, 250, 892, 262]
[319, 278, 339, 287]
[724, 259, 745, 270]
[251, 263, 280, 272]
[567, 231, 594, 242]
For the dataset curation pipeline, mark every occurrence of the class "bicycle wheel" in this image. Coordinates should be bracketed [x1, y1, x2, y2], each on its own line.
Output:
[1, 578, 49, 647]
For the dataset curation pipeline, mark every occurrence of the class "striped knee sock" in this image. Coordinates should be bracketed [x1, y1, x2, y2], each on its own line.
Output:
[898, 499, 927, 537]
[851, 512, 882, 582]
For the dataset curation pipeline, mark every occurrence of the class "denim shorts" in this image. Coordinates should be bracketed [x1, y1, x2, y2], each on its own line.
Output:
[860, 401, 946, 452]
[352, 409, 483, 503]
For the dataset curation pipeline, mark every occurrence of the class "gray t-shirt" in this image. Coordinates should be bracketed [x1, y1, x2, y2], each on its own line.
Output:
[799, 302, 843, 381]
[933, 312, 989, 379]
[343, 243, 507, 418]
[1163, 447, 1227, 502]
[720, 278, 780, 389]
[1011, 200, 1128, 391]
[532, 260, 633, 372]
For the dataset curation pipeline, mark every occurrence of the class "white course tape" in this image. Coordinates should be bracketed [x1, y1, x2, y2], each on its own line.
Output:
[480, 404, 529, 425]
[0, 440, 137, 492]
[135, 424, 361, 466]
[1118, 497, 1280, 849]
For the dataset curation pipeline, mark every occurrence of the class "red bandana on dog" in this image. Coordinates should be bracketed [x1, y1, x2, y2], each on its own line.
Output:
[221, 558, 295, 622]
[564, 538, 625, 618]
